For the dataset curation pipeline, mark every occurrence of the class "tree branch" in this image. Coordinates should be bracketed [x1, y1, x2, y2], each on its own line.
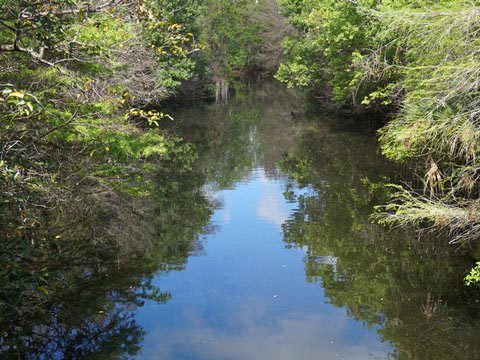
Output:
[0, 43, 55, 67]
[19, 1, 121, 20]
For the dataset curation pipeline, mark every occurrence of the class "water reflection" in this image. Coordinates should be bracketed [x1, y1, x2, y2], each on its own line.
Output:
[279, 117, 480, 359]
[256, 172, 289, 228]
[136, 170, 390, 359]
[140, 80, 480, 359]
[3, 80, 480, 359]
[141, 305, 387, 360]
[134, 82, 394, 358]
[0, 148, 213, 358]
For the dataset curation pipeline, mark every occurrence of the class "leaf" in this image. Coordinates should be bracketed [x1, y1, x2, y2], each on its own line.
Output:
[38, 287, 49, 295]
[9, 91, 25, 99]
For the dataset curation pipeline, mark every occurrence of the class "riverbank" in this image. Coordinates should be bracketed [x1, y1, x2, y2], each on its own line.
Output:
[276, 0, 480, 254]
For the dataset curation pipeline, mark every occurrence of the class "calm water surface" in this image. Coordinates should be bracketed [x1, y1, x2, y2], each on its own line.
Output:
[138, 170, 388, 359]
[4, 81, 480, 359]
[133, 81, 480, 359]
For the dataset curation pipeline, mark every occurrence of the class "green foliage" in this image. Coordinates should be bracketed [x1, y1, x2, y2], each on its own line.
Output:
[465, 262, 480, 286]
[373, 5, 480, 242]
[196, 0, 260, 78]
[0, 0, 204, 202]
[276, 0, 394, 104]
[0, 3, 208, 354]
[196, 0, 288, 79]
[277, 0, 480, 244]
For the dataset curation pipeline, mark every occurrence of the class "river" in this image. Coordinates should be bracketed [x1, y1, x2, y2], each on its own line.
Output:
[3, 80, 480, 359]
[134, 80, 480, 359]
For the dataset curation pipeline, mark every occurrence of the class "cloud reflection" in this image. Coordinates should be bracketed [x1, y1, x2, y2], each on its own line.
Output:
[256, 171, 289, 228]
[140, 301, 388, 360]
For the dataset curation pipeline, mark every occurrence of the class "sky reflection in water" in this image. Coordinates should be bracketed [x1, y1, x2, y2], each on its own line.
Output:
[130, 80, 480, 360]
[136, 169, 391, 359]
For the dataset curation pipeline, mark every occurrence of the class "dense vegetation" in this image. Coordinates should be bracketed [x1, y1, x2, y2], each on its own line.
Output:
[2, 0, 480, 356]
[0, 0, 287, 226]
[276, 0, 480, 276]
[0, 0, 204, 355]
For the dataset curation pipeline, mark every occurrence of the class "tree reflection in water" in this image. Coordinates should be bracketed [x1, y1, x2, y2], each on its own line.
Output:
[280, 121, 480, 359]
[0, 80, 297, 358]
[3, 80, 480, 359]
[0, 147, 214, 358]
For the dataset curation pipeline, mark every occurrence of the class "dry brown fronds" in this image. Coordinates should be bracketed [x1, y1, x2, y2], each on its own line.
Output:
[424, 158, 443, 197]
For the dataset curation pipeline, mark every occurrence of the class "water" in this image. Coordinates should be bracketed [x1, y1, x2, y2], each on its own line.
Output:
[3, 80, 480, 359]
[137, 169, 390, 359]
[133, 80, 480, 359]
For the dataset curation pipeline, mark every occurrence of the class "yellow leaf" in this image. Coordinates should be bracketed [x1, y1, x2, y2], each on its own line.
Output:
[105, 146, 110, 152]
[9, 91, 25, 99]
